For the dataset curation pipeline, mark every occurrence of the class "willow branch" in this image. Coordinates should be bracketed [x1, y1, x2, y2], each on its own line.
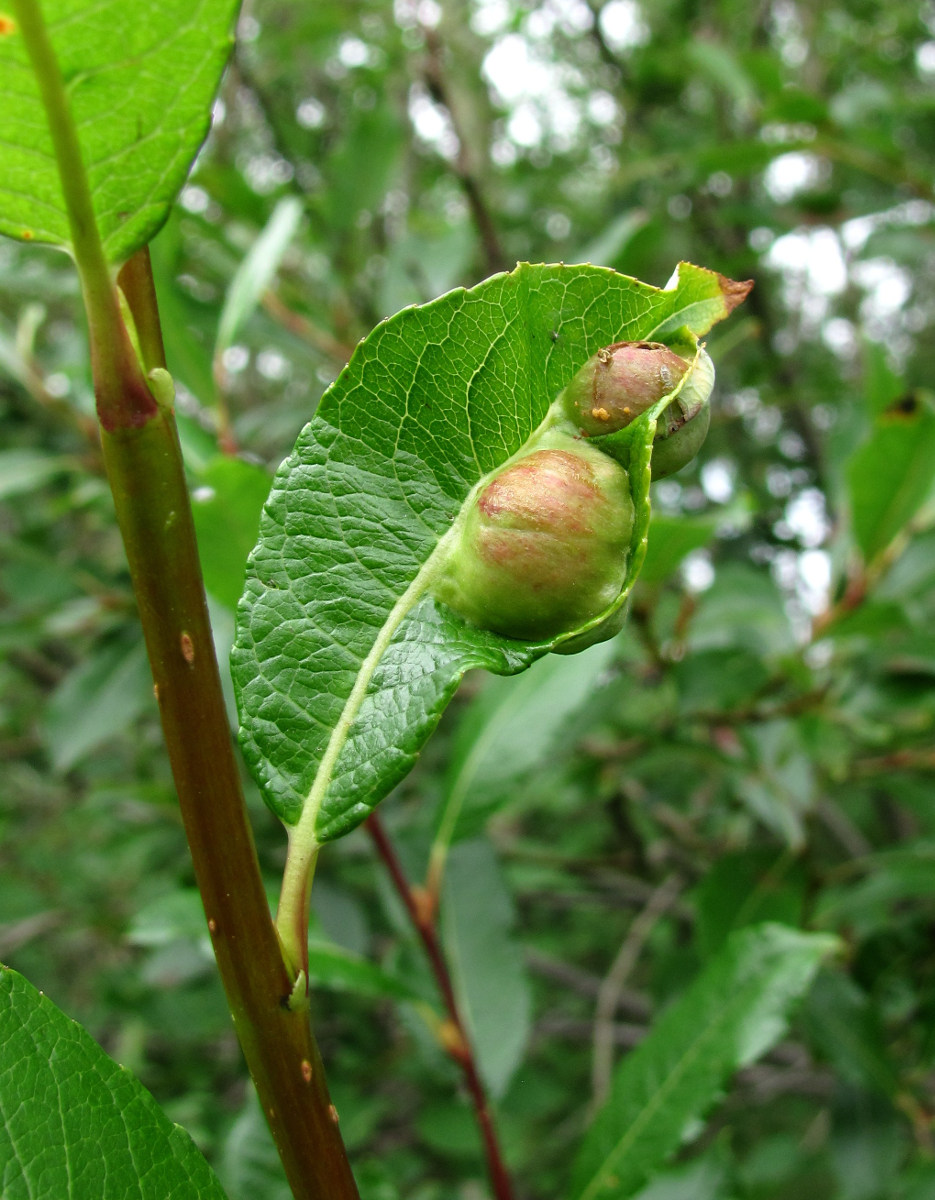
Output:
[366, 813, 515, 1200]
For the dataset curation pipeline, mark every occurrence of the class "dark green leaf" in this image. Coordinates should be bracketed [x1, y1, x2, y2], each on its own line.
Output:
[307, 939, 423, 1003]
[434, 638, 618, 848]
[803, 970, 899, 1096]
[192, 456, 272, 611]
[673, 646, 771, 715]
[688, 564, 794, 657]
[571, 924, 837, 1200]
[0, 0, 238, 262]
[219, 1089, 292, 1200]
[630, 1149, 728, 1200]
[735, 721, 816, 846]
[0, 449, 72, 498]
[0, 965, 228, 1199]
[43, 633, 152, 771]
[638, 513, 717, 585]
[694, 849, 807, 957]
[847, 397, 935, 563]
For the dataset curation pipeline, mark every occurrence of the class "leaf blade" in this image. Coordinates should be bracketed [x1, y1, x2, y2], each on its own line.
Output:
[232, 262, 748, 839]
[0, 965, 228, 1199]
[0, 0, 238, 263]
[571, 924, 837, 1200]
[441, 840, 531, 1099]
[847, 397, 935, 563]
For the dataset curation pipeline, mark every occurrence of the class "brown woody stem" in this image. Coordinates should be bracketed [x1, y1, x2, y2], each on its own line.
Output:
[12, 0, 360, 1186]
[101, 398, 359, 1200]
[105, 250, 361, 1200]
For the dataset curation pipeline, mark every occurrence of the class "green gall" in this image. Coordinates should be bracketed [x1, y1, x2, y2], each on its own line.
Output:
[434, 439, 634, 642]
[562, 341, 691, 436]
[650, 347, 715, 479]
[651, 402, 711, 479]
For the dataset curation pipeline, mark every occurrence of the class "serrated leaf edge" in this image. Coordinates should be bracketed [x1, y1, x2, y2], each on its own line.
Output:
[574, 927, 837, 1200]
[275, 342, 712, 969]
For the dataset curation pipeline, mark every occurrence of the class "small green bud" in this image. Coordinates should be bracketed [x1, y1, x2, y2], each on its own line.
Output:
[434, 439, 634, 641]
[562, 341, 691, 436]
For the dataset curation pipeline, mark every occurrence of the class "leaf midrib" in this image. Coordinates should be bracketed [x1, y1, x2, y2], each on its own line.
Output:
[575, 961, 771, 1200]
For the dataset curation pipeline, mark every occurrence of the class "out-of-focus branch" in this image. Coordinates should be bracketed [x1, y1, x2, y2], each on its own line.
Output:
[422, 28, 507, 276]
[366, 812, 515, 1200]
[262, 290, 354, 363]
[590, 874, 683, 1108]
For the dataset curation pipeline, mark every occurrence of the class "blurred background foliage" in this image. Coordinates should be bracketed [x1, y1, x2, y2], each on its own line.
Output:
[2, 0, 935, 1196]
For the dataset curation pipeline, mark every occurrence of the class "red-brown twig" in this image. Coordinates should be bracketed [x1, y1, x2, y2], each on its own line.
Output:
[366, 812, 515, 1200]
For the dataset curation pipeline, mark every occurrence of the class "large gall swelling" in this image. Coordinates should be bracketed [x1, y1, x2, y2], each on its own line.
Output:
[434, 441, 634, 641]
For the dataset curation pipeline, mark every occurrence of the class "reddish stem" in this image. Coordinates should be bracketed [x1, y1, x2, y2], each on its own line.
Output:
[366, 814, 515, 1200]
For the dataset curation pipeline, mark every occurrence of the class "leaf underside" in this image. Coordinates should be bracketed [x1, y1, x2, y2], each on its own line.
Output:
[0, 0, 238, 264]
[232, 261, 749, 839]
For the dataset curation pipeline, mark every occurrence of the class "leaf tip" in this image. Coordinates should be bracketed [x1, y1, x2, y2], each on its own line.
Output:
[719, 273, 755, 314]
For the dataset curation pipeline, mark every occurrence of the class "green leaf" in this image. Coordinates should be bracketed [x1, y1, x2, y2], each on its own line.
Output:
[215, 197, 303, 357]
[434, 638, 619, 849]
[638, 513, 717, 585]
[219, 1089, 292, 1200]
[192, 456, 272, 611]
[802, 970, 899, 1097]
[0, 448, 72, 498]
[630, 1148, 728, 1200]
[571, 924, 837, 1200]
[306, 939, 423, 1003]
[441, 840, 531, 1100]
[735, 721, 816, 847]
[232, 261, 748, 840]
[673, 647, 770, 715]
[847, 394, 935, 563]
[688, 563, 794, 657]
[0, 0, 238, 262]
[815, 841, 935, 938]
[694, 849, 807, 958]
[0, 965, 228, 1199]
[43, 633, 152, 771]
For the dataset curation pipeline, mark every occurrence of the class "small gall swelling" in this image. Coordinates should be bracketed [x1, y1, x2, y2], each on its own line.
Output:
[432, 338, 715, 646]
[562, 341, 691, 437]
[563, 340, 716, 479]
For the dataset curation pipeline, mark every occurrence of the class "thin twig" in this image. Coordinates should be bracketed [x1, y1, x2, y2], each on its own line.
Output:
[525, 949, 651, 1019]
[590, 874, 683, 1109]
[815, 798, 872, 859]
[261, 290, 354, 363]
[366, 813, 515, 1200]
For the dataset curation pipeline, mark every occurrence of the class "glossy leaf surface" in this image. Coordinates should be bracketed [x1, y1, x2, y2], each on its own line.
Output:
[0, 0, 238, 263]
